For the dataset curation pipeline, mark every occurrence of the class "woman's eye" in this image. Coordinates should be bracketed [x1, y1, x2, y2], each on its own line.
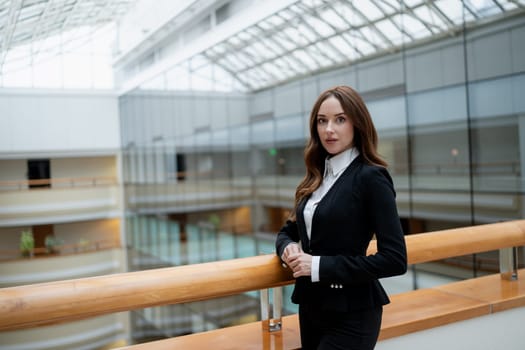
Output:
[336, 116, 346, 123]
[317, 118, 326, 125]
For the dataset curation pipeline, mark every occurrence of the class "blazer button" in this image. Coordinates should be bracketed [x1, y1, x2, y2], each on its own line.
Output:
[330, 284, 334, 288]
[339, 284, 343, 289]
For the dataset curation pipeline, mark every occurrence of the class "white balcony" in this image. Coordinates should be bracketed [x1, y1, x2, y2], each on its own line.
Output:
[0, 177, 121, 226]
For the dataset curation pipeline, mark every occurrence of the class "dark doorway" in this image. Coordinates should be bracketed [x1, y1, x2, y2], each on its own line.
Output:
[33, 224, 54, 254]
[27, 159, 51, 188]
[176, 154, 186, 181]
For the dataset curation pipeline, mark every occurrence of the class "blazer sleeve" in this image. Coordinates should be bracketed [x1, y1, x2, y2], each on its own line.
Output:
[319, 166, 407, 284]
[275, 219, 300, 259]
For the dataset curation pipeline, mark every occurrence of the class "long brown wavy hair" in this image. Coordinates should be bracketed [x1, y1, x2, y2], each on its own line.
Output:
[290, 85, 387, 220]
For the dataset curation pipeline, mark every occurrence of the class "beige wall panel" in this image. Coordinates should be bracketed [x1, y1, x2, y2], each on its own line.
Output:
[51, 156, 117, 179]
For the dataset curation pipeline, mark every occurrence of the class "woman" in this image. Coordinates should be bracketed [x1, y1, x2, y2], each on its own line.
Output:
[275, 85, 407, 350]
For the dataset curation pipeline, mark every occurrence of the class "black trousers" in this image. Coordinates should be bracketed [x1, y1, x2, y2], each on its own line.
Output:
[298, 304, 383, 350]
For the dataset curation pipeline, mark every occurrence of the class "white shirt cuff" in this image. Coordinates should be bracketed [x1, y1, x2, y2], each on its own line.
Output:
[311, 256, 320, 282]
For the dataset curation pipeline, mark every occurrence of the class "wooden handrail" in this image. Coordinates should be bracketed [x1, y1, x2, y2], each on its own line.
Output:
[368, 220, 525, 265]
[0, 220, 524, 332]
[0, 255, 293, 331]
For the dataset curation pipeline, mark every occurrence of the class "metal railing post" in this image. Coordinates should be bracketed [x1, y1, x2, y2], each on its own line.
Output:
[499, 246, 518, 280]
[260, 288, 269, 327]
[272, 286, 282, 330]
[260, 287, 282, 332]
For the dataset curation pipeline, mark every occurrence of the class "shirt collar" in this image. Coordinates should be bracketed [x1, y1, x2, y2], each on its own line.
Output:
[326, 147, 359, 177]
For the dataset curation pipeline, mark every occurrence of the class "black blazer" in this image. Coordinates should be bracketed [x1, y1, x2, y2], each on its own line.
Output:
[276, 156, 407, 312]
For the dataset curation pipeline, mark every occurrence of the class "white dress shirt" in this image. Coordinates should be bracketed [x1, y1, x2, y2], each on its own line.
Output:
[303, 147, 359, 282]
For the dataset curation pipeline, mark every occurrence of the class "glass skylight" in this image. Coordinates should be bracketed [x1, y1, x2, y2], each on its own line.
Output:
[0, 0, 136, 88]
[2, 0, 523, 91]
[192, 0, 524, 92]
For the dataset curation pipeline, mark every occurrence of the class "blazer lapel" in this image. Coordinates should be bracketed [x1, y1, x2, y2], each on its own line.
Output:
[309, 158, 362, 245]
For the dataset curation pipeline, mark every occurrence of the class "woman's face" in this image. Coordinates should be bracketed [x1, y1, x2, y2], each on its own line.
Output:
[316, 96, 354, 155]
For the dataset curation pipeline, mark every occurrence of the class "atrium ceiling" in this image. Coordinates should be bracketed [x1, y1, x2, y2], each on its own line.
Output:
[123, 0, 525, 93]
[0, 0, 136, 69]
[196, 0, 525, 91]
[1, 0, 524, 91]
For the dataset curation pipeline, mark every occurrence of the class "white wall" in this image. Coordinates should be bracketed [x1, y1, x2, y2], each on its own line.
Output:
[0, 159, 26, 181]
[0, 89, 120, 158]
[54, 219, 121, 246]
[51, 156, 117, 179]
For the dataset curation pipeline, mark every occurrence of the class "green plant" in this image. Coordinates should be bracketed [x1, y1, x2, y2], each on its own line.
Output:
[20, 230, 34, 257]
[208, 214, 221, 230]
[45, 235, 63, 254]
[78, 238, 90, 251]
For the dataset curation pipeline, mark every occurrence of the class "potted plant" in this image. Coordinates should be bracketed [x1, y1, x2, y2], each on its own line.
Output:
[208, 214, 221, 231]
[20, 230, 34, 258]
[45, 235, 63, 254]
[78, 238, 90, 252]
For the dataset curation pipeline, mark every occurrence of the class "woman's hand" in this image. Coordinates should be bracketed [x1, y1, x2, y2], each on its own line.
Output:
[282, 243, 312, 278]
[281, 242, 301, 266]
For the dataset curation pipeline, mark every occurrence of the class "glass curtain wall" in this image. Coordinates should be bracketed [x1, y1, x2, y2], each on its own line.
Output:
[118, 4, 525, 342]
